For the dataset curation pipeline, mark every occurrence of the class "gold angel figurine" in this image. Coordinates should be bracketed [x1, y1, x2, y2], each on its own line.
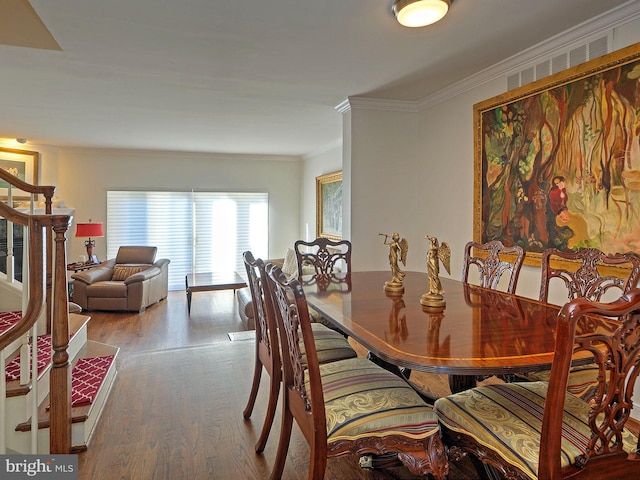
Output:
[380, 232, 408, 293]
[421, 235, 451, 309]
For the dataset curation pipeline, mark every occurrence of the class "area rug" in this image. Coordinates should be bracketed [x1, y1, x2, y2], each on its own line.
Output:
[227, 330, 255, 342]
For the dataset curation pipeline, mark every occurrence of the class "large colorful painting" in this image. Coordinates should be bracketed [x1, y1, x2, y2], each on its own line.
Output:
[474, 41, 640, 265]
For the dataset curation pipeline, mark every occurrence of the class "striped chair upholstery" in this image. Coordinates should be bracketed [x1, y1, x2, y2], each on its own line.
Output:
[306, 323, 357, 365]
[435, 290, 640, 480]
[522, 364, 601, 401]
[435, 382, 637, 480]
[266, 264, 448, 480]
[314, 357, 439, 442]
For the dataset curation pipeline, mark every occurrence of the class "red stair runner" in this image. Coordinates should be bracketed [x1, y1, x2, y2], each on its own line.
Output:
[0, 311, 21, 335]
[44, 355, 115, 409]
[70, 355, 115, 407]
[5, 335, 52, 381]
[5, 332, 77, 382]
[3, 311, 114, 407]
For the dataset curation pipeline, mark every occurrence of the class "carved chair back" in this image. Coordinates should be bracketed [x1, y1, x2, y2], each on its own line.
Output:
[294, 238, 352, 277]
[539, 248, 640, 303]
[461, 240, 524, 294]
[538, 289, 640, 477]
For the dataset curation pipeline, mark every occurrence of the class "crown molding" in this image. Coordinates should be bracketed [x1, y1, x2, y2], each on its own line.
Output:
[337, 1, 640, 114]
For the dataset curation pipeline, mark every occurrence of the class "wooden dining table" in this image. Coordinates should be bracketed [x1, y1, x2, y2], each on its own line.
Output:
[301, 270, 617, 394]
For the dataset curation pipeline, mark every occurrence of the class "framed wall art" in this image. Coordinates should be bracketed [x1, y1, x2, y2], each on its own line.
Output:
[316, 170, 342, 240]
[474, 41, 640, 266]
[0, 147, 39, 200]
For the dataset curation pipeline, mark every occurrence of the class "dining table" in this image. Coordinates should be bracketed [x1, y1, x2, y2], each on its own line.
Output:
[301, 270, 617, 394]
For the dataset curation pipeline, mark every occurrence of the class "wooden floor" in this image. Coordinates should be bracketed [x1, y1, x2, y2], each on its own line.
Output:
[77, 290, 480, 480]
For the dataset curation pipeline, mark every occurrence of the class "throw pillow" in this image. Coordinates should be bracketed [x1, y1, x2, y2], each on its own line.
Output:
[281, 248, 298, 278]
[112, 265, 147, 281]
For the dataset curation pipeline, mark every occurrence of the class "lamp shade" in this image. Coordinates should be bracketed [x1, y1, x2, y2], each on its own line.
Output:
[76, 222, 104, 238]
[392, 0, 451, 28]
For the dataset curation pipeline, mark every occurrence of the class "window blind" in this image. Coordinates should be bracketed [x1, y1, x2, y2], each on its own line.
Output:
[107, 191, 268, 290]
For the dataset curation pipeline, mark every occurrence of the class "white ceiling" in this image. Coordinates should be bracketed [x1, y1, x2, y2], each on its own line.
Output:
[0, 0, 634, 156]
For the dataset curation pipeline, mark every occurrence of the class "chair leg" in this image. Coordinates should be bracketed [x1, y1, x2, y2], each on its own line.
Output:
[269, 406, 294, 480]
[308, 443, 328, 480]
[242, 356, 263, 419]
[254, 367, 281, 454]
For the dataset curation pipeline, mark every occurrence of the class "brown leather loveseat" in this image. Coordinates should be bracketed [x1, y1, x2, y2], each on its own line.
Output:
[72, 246, 170, 312]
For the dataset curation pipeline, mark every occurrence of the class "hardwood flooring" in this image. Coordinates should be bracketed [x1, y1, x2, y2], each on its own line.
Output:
[77, 290, 480, 480]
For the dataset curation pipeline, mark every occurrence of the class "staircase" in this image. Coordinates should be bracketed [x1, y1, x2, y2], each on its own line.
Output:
[1, 167, 118, 454]
[3, 312, 118, 453]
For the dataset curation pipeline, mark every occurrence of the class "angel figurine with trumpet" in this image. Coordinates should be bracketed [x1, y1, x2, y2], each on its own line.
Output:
[420, 234, 451, 309]
[380, 232, 408, 293]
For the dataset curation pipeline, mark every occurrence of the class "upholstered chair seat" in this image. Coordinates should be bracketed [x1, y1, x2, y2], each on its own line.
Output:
[434, 289, 640, 480]
[313, 357, 441, 443]
[306, 323, 356, 364]
[435, 381, 637, 480]
[520, 364, 602, 400]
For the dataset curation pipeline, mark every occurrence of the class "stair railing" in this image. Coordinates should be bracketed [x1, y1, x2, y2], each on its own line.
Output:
[0, 168, 72, 454]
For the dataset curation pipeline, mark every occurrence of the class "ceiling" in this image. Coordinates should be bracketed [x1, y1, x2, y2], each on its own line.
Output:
[0, 0, 634, 156]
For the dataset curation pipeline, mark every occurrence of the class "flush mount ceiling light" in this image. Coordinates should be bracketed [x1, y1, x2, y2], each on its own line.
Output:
[392, 0, 452, 28]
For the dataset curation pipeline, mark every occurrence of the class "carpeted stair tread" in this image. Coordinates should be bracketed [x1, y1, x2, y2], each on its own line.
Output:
[16, 350, 118, 432]
[5, 335, 52, 382]
[0, 311, 21, 335]
[69, 355, 115, 407]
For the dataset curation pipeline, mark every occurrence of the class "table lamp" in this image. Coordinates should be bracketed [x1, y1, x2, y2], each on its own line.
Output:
[75, 221, 104, 264]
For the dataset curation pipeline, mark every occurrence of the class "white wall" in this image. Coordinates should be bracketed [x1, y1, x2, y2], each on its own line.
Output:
[29, 147, 302, 264]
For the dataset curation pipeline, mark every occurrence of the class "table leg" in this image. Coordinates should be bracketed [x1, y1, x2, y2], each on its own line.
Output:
[448, 374, 476, 393]
[185, 276, 192, 314]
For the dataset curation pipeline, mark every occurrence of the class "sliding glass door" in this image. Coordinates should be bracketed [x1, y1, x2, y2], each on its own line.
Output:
[107, 191, 268, 290]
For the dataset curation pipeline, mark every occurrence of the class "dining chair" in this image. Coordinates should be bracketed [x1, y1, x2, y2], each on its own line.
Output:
[539, 247, 640, 304]
[524, 248, 640, 400]
[458, 240, 525, 387]
[434, 288, 640, 480]
[293, 237, 352, 277]
[294, 238, 353, 326]
[265, 263, 449, 480]
[461, 240, 525, 294]
[241, 252, 356, 454]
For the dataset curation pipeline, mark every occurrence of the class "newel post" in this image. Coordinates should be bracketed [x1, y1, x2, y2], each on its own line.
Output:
[49, 218, 71, 454]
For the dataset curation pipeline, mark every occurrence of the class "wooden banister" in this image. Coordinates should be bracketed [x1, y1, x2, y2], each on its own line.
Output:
[0, 171, 71, 453]
[0, 167, 55, 201]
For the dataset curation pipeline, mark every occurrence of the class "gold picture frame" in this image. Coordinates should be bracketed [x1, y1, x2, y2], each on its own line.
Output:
[474, 41, 640, 266]
[0, 147, 39, 200]
[316, 171, 342, 240]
